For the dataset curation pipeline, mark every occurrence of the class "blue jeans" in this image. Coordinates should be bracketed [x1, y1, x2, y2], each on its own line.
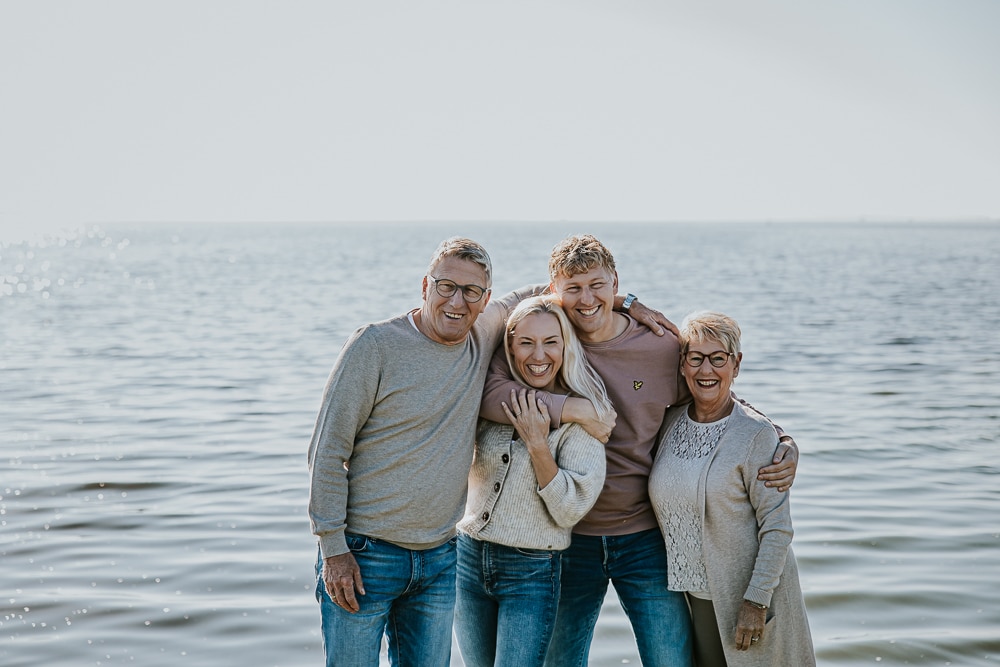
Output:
[543, 528, 693, 667]
[314, 535, 457, 667]
[454, 534, 562, 667]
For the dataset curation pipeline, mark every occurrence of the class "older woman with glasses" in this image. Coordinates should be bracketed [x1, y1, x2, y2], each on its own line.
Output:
[455, 295, 615, 667]
[649, 311, 815, 666]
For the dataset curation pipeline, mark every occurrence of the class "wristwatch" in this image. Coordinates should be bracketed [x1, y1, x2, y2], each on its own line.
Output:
[622, 293, 637, 311]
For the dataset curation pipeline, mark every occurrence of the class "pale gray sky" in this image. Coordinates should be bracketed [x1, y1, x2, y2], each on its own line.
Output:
[2, 0, 998, 241]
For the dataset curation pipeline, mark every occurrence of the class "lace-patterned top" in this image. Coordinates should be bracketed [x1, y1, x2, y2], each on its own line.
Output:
[656, 411, 730, 596]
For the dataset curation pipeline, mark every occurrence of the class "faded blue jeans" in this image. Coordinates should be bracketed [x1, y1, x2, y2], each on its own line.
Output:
[454, 534, 562, 667]
[543, 528, 693, 667]
[314, 535, 457, 666]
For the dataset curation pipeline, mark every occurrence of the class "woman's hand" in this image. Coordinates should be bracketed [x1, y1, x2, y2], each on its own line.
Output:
[735, 600, 766, 650]
[503, 389, 559, 487]
[502, 388, 550, 450]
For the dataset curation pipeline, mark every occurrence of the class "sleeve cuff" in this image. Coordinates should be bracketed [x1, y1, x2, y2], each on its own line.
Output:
[318, 531, 349, 559]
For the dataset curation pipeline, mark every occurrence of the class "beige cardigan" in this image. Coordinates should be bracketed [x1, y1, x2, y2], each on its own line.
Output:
[458, 419, 606, 551]
[651, 402, 816, 667]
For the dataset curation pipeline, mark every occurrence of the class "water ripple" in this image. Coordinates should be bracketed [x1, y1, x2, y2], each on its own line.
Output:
[3, 222, 1000, 666]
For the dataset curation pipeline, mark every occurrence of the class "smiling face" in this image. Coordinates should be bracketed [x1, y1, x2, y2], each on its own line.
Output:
[508, 311, 564, 392]
[417, 256, 491, 345]
[681, 337, 742, 409]
[550, 265, 619, 343]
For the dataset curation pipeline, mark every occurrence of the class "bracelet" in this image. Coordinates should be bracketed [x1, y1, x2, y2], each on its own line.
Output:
[744, 600, 768, 610]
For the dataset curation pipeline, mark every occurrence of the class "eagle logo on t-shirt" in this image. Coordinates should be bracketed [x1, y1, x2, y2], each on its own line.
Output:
[633, 380, 643, 391]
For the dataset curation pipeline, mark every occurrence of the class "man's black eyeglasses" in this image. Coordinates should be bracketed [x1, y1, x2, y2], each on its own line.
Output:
[429, 277, 489, 303]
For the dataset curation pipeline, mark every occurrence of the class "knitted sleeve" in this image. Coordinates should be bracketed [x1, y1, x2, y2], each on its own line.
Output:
[536, 424, 607, 528]
[742, 422, 793, 607]
[307, 325, 381, 558]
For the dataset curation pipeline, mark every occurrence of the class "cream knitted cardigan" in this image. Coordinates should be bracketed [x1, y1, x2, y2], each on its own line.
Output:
[458, 419, 606, 551]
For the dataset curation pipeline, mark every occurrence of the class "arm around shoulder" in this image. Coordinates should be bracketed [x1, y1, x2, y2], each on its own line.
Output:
[732, 392, 799, 492]
[480, 343, 567, 426]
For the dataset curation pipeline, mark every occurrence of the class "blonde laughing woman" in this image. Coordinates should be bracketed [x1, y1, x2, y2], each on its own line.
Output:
[455, 296, 614, 667]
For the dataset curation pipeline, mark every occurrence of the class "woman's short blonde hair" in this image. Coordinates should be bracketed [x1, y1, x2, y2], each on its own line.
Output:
[505, 295, 614, 419]
[680, 311, 742, 355]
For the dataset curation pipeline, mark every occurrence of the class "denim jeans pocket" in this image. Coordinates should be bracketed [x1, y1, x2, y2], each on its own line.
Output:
[345, 533, 370, 553]
[513, 546, 556, 559]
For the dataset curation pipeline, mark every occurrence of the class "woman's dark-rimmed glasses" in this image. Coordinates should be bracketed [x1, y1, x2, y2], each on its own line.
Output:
[684, 350, 735, 368]
[429, 276, 489, 303]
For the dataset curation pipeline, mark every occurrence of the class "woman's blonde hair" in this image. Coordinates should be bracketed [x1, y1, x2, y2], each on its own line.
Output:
[680, 311, 742, 355]
[504, 295, 614, 419]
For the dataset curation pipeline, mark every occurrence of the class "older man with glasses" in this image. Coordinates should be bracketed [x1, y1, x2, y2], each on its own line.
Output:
[308, 237, 522, 666]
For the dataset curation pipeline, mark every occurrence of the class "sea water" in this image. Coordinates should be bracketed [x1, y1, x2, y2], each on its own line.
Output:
[2, 221, 998, 665]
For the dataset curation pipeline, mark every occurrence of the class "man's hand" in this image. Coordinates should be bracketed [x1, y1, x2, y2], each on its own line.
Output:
[561, 396, 616, 443]
[624, 299, 679, 337]
[322, 552, 365, 613]
[758, 436, 799, 492]
[581, 407, 616, 444]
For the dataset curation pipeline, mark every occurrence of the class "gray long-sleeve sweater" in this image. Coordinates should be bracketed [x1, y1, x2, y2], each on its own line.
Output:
[308, 304, 508, 558]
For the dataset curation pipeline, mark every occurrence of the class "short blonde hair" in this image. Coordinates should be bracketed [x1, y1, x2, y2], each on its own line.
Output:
[427, 237, 493, 287]
[680, 311, 742, 355]
[548, 234, 616, 282]
[505, 296, 614, 419]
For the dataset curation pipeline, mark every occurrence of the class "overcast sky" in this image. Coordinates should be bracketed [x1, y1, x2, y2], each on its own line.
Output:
[2, 0, 998, 241]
